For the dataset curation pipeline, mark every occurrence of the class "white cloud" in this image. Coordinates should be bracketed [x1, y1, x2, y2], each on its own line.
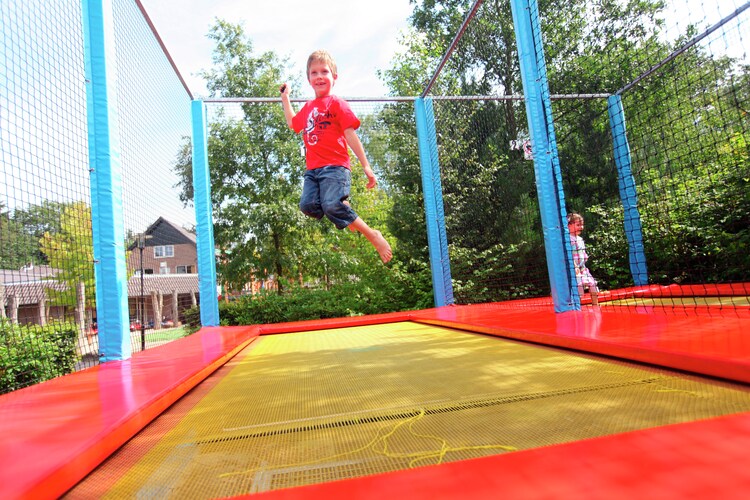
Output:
[139, 0, 413, 98]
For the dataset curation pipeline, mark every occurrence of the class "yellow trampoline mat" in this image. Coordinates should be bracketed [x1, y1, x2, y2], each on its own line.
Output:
[68, 322, 750, 498]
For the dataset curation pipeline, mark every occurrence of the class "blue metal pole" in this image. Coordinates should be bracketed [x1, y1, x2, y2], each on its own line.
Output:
[191, 100, 220, 325]
[414, 97, 454, 307]
[509, 0, 577, 312]
[608, 95, 648, 285]
[81, 0, 130, 360]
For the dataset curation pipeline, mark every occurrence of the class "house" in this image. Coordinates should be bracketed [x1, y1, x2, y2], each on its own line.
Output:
[0, 265, 68, 325]
[2, 216, 272, 335]
[126, 218, 200, 329]
[1, 218, 201, 330]
[1, 219, 202, 362]
[126, 217, 198, 276]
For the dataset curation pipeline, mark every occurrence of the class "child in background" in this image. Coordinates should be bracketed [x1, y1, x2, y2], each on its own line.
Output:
[279, 49, 392, 263]
[567, 212, 599, 306]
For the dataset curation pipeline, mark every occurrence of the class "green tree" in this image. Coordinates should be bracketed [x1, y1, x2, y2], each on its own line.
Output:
[173, 20, 305, 292]
[38, 202, 96, 313]
[382, 3, 555, 300]
[0, 201, 65, 269]
[382, 0, 700, 301]
[0, 202, 33, 269]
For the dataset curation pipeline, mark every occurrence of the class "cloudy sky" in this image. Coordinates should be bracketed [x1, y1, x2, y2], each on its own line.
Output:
[139, 0, 415, 99]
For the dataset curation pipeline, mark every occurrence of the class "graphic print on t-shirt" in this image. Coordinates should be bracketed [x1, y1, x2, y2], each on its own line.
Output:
[293, 95, 359, 169]
[304, 106, 333, 146]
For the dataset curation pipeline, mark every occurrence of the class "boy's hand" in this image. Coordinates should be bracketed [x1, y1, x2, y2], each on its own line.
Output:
[280, 83, 294, 129]
[363, 166, 377, 189]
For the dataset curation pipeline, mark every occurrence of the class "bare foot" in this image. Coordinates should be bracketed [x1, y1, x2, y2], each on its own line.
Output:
[372, 230, 392, 263]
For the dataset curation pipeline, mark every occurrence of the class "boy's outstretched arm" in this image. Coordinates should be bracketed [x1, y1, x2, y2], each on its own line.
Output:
[344, 127, 376, 189]
[279, 83, 295, 129]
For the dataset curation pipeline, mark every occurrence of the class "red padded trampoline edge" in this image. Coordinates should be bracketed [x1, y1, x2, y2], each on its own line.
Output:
[413, 317, 750, 384]
[507, 282, 750, 304]
[408, 305, 750, 384]
[0, 325, 260, 500]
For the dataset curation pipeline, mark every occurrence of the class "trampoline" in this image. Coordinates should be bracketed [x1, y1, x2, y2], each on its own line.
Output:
[3, 1, 750, 498]
[2, 288, 750, 499]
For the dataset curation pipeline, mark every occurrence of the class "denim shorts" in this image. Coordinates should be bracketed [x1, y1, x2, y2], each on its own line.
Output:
[299, 166, 358, 230]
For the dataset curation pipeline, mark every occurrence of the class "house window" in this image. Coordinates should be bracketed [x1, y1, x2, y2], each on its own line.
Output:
[159, 261, 170, 274]
[154, 245, 174, 258]
[176, 265, 192, 274]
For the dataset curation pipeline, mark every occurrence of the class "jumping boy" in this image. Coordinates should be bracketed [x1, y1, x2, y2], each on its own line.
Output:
[280, 49, 392, 264]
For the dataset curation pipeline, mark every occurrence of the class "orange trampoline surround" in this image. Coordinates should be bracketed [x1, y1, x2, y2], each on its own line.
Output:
[1, 294, 750, 499]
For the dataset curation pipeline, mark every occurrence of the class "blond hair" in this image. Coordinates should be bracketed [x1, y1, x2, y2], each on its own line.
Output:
[307, 49, 338, 77]
[567, 212, 583, 225]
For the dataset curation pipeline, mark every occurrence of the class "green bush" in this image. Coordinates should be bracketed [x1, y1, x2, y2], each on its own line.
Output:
[215, 264, 433, 327]
[0, 320, 79, 394]
[181, 306, 203, 335]
[450, 241, 550, 303]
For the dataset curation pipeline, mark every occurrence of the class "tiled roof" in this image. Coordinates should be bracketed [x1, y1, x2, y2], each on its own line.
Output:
[127, 217, 197, 250]
[1, 282, 68, 306]
[2, 269, 200, 306]
[147, 217, 196, 243]
[126, 274, 200, 295]
[1, 266, 65, 306]
[0, 265, 59, 284]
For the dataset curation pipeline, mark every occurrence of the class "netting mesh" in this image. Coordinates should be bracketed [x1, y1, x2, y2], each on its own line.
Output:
[420, 0, 750, 307]
[1, 0, 193, 393]
[418, 0, 571, 303]
[112, 0, 194, 356]
[1, 0, 92, 391]
[547, 1, 750, 305]
[430, 98, 547, 302]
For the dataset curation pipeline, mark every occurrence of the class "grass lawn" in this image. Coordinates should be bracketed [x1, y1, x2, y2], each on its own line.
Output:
[129, 326, 192, 350]
[146, 326, 191, 343]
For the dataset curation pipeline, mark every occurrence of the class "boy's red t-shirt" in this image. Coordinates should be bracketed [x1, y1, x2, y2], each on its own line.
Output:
[291, 95, 361, 170]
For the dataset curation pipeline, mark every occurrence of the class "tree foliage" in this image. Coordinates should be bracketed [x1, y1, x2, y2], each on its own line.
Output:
[173, 21, 306, 292]
[39, 201, 96, 308]
[173, 20, 432, 307]
[382, 0, 749, 300]
[0, 201, 66, 269]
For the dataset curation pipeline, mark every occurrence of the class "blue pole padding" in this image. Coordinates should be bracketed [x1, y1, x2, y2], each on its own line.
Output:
[509, 0, 576, 312]
[191, 100, 220, 325]
[531, 0, 580, 309]
[415, 97, 454, 307]
[81, 0, 131, 361]
[608, 95, 648, 286]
